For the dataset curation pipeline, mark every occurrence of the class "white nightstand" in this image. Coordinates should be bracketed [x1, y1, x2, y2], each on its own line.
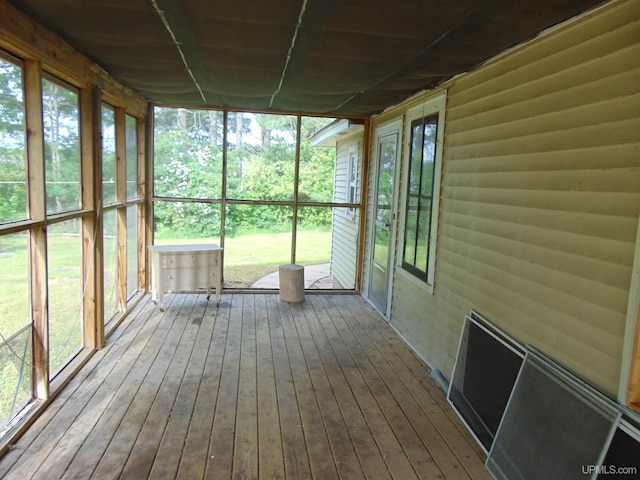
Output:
[149, 244, 223, 310]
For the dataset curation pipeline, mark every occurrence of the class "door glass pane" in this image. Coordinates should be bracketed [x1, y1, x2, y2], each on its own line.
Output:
[103, 208, 118, 322]
[225, 204, 292, 288]
[48, 220, 83, 376]
[0, 233, 31, 428]
[370, 132, 397, 310]
[0, 55, 27, 224]
[226, 112, 296, 201]
[43, 77, 80, 214]
[154, 107, 223, 199]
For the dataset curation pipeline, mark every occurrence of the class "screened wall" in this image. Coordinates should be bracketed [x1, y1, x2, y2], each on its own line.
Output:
[0, 49, 145, 431]
[152, 108, 363, 290]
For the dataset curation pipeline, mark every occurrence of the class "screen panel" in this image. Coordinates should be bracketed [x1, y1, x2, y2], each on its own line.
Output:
[597, 419, 640, 478]
[487, 351, 621, 480]
[447, 312, 525, 452]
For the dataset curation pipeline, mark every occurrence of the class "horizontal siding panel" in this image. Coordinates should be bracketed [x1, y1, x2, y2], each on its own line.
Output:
[434, 266, 622, 393]
[447, 86, 640, 147]
[390, 273, 463, 372]
[443, 210, 634, 267]
[444, 167, 640, 194]
[441, 220, 631, 294]
[437, 249, 624, 354]
[440, 232, 629, 318]
[448, 30, 640, 119]
[443, 199, 638, 241]
[444, 144, 640, 174]
[447, 60, 640, 133]
[448, 4, 640, 108]
[446, 118, 639, 161]
[442, 188, 639, 218]
[331, 212, 358, 288]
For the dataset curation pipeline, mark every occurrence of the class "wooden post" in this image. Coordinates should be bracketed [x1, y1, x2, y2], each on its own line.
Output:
[279, 264, 305, 303]
[115, 107, 127, 312]
[24, 59, 49, 400]
[627, 309, 640, 411]
[81, 85, 104, 349]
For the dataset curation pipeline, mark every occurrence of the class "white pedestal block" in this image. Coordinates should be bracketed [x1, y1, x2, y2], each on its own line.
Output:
[279, 264, 305, 303]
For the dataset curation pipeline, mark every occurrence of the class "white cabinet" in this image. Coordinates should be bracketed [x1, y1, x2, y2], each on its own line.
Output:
[149, 244, 223, 310]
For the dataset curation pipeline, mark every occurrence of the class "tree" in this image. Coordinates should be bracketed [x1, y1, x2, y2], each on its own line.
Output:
[152, 108, 338, 236]
[0, 58, 27, 223]
[42, 79, 80, 214]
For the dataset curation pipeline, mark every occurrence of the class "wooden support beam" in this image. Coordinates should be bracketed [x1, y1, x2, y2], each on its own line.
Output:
[116, 107, 127, 311]
[627, 309, 640, 412]
[356, 117, 371, 293]
[144, 104, 155, 293]
[81, 86, 104, 349]
[24, 59, 49, 400]
[136, 118, 146, 292]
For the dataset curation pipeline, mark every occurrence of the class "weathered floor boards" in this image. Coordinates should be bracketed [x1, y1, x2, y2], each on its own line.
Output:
[0, 294, 490, 480]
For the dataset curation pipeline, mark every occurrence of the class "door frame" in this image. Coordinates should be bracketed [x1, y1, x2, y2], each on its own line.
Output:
[366, 117, 403, 318]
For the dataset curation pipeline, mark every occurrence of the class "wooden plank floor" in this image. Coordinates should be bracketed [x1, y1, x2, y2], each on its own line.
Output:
[0, 294, 491, 480]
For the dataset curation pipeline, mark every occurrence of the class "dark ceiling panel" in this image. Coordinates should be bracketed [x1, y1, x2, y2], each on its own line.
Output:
[6, 0, 608, 116]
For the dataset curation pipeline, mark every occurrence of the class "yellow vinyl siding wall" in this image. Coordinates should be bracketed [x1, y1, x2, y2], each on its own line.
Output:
[384, 0, 640, 396]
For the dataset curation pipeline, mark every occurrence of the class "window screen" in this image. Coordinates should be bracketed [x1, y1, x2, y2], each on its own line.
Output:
[448, 312, 525, 452]
[597, 420, 640, 478]
[487, 351, 621, 480]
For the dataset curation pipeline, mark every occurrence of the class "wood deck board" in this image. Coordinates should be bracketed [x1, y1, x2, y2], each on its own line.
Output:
[119, 294, 197, 480]
[207, 295, 242, 479]
[254, 295, 285, 480]
[310, 296, 435, 479]
[324, 296, 469, 480]
[0, 294, 489, 480]
[305, 296, 418, 479]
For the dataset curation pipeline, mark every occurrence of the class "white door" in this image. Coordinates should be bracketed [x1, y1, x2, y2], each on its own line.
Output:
[368, 122, 400, 315]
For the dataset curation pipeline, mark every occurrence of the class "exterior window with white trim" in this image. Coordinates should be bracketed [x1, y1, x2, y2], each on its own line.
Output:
[400, 93, 445, 289]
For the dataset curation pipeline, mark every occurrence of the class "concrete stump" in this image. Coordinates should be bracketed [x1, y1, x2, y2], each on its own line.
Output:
[279, 264, 305, 303]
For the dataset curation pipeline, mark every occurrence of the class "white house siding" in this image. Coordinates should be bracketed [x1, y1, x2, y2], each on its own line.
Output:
[331, 137, 362, 289]
[382, 0, 640, 396]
